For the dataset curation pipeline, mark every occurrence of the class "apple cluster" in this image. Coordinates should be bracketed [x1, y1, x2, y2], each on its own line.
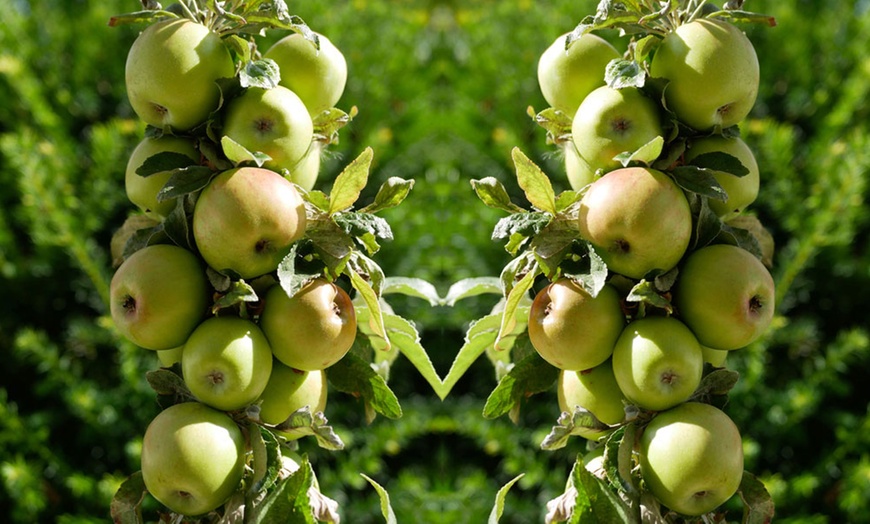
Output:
[532, 14, 776, 518]
[109, 12, 356, 517]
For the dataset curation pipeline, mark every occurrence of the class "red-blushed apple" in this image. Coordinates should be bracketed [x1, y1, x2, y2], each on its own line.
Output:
[684, 135, 760, 220]
[125, 135, 199, 219]
[221, 85, 314, 174]
[192, 167, 307, 279]
[182, 316, 273, 411]
[571, 85, 663, 175]
[125, 19, 234, 131]
[557, 358, 628, 441]
[527, 279, 625, 371]
[650, 18, 759, 131]
[264, 32, 348, 116]
[257, 361, 328, 426]
[611, 316, 703, 411]
[259, 279, 357, 371]
[141, 402, 245, 516]
[639, 402, 744, 516]
[674, 243, 775, 350]
[578, 167, 692, 280]
[110, 244, 208, 350]
[537, 32, 621, 117]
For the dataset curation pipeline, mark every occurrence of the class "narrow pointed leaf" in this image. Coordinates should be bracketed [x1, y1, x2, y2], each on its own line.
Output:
[489, 474, 525, 524]
[361, 474, 398, 524]
[512, 147, 557, 214]
[329, 147, 374, 214]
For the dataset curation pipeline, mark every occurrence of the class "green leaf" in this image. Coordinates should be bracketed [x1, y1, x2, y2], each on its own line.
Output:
[688, 151, 749, 177]
[360, 474, 398, 524]
[489, 474, 525, 524]
[329, 147, 374, 214]
[145, 368, 191, 399]
[688, 193, 724, 250]
[670, 165, 729, 201]
[494, 263, 539, 352]
[248, 456, 316, 524]
[276, 244, 320, 300]
[717, 223, 765, 260]
[108, 10, 177, 27]
[512, 147, 557, 214]
[241, 58, 281, 89]
[625, 280, 674, 313]
[382, 277, 441, 306]
[109, 471, 146, 524]
[707, 9, 777, 27]
[155, 165, 216, 202]
[220, 135, 271, 167]
[471, 177, 525, 214]
[562, 242, 608, 298]
[303, 190, 331, 212]
[533, 107, 574, 142]
[483, 351, 559, 419]
[135, 151, 197, 177]
[690, 367, 741, 403]
[605, 58, 646, 89]
[492, 212, 552, 241]
[333, 212, 393, 241]
[613, 135, 664, 167]
[384, 313, 443, 398]
[272, 407, 345, 450]
[540, 408, 613, 451]
[602, 425, 637, 495]
[739, 471, 776, 524]
[348, 269, 390, 352]
[326, 351, 402, 420]
[569, 451, 635, 524]
[633, 34, 660, 63]
[211, 280, 259, 314]
[439, 313, 501, 400]
[443, 277, 503, 306]
[249, 425, 283, 493]
[358, 177, 415, 214]
[313, 107, 352, 144]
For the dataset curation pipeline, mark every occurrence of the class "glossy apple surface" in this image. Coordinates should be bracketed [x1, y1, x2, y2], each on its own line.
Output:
[558, 358, 627, 441]
[125, 135, 199, 219]
[258, 362, 328, 426]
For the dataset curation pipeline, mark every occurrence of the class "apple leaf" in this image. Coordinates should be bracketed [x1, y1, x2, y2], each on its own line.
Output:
[690, 368, 741, 403]
[562, 241, 608, 298]
[716, 223, 765, 261]
[494, 263, 538, 352]
[555, 189, 583, 212]
[688, 151, 749, 178]
[384, 313, 443, 399]
[247, 456, 317, 524]
[277, 244, 320, 300]
[533, 107, 574, 143]
[483, 350, 559, 419]
[313, 108, 353, 145]
[212, 280, 260, 315]
[438, 313, 500, 400]
[492, 212, 552, 243]
[382, 277, 441, 306]
[727, 214, 775, 268]
[626, 280, 674, 314]
[442, 277, 502, 306]
[602, 424, 638, 495]
[471, 177, 525, 214]
[241, 58, 281, 89]
[220, 135, 271, 167]
[687, 193, 724, 251]
[329, 147, 374, 214]
[120, 222, 165, 260]
[135, 151, 198, 177]
[605, 58, 646, 89]
[326, 351, 402, 420]
[361, 474, 398, 524]
[708, 9, 777, 27]
[669, 165, 729, 202]
[614, 135, 664, 167]
[530, 219, 581, 279]
[333, 212, 393, 251]
[632, 34, 660, 63]
[249, 424, 283, 493]
[109, 471, 146, 524]
[739, 471, 776, 524]
[145, 369, 194, 406]
[107, 9, 178, 27]
[489, 474, 525, 524]
[272, 407, 345, 451]
[302, 189, 331, 212]
[540, 408, 612, 451]
[358, 177, 415, 214]
[155, 165, 217, 202]
[512, 147, 557, 214]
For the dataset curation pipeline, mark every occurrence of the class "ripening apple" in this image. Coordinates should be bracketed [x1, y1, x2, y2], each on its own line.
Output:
[558, 359, 628, 441]
[141, 402, 245, 516]
[110, 244, 208, 350]
[571, 86, 663, 175]
[527, 279, 625, 371]
[650, 18, 759, 131]
[684, 135, 760, 220]
[674, 244, 775, 350]
[537, 32, 621, 117]
[192, 167, 307, 279]
[125, 19, 234, 131]
[264, 32, 348, 116]
[125, 135, 200, 219]
[611, 316, 703, 411]
[259, 279, 357, 371]
[182, 317, 273, 411]
[563, 142, 597, 191]
[286, 141, 322, 191]
[221, 86, 314, 173]
[578, 167, 692, 280]
[157, 346, 184, 368]
[258, 362, 328, 426]
[639, 402, 744, 516]
[701, 345, 728, 367]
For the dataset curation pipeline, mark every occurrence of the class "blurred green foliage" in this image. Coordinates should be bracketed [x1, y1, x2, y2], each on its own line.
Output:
[1, 0, 869, 522]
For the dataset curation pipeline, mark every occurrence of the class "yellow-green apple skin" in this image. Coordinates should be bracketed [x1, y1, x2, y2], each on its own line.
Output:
[157, 346, 184, 367]
[141, 402, 245, 516]
[182, 317, 273, 411]
[674, 244, 775, 350]
[258, 362, 328, 426]
[110, 244, 208, 350]
[650, 19, 759, 131]
[260, 279, 357, 371]
[264, 32, 348, 116]
[286, 141, 322, 191]
[578, 167, 692, 280]
[563, 142, 598, 191]
[639, 402, 744, 516]
[571, 86, 663, 174]
[527, 279, 624, 371]
[537, 32, 621, 117]
[557, 358, 628, 441]
[221, 86, 314, 173]
[612, 316, 703, 411]
[684, 135, 760, 220]
[192, 167, 307, 279]
[701, 345, 728, 367]
[125, 135, 199, 219]
[125, 19, 234, 131]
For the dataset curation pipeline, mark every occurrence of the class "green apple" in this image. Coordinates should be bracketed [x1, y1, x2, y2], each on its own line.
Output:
[527, 279, 624, 371]
[125, 19, 234, 131]
[259, 279, 357, 371]
[674, 244, 775, 350]
[571, 86, 663, 174]
[257, 362, 328, 426]
[701, 345, 728, 368]
[110, 244, 208, 350]
[537, 32, 621, 117]
[182, 317, 273, 411]
[557, 359, 628, 441]
[650, 18, 759, 131]
[192, 167, 307, 279]
[157, 346, 184, 368]
[578, 167, 692, 280]
[221, 86, 314, 173]
[582, 445, 606, 479]
[286, 141, 322, 191]
[563, 142, 597, 191]
[639, 402, 744, 516]
[684, 135, 760, 220]
[264, 32, 348, 116]
[141, 402, 245, 516]
[125, 135, 199, 219]
[611, 316, 703, 411]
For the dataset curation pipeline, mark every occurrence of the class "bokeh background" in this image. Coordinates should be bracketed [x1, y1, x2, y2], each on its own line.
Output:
[2, 0, 869, 522]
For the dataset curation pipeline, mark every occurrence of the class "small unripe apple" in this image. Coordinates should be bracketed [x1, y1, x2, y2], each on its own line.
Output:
[125, 135, 199, 219]
[527, 279, 625, 371]
[260, 279, 357, 371]
[141, 402, 245, 516]
[557, 358, 628, 441]
[258, 362, 328, 426]
[684, 135, 760, 220]
[563, 142, 597, 191]
[182, 317, 273, 411]
[286, 141, 322, 191]
[110, 244, 209, 350]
